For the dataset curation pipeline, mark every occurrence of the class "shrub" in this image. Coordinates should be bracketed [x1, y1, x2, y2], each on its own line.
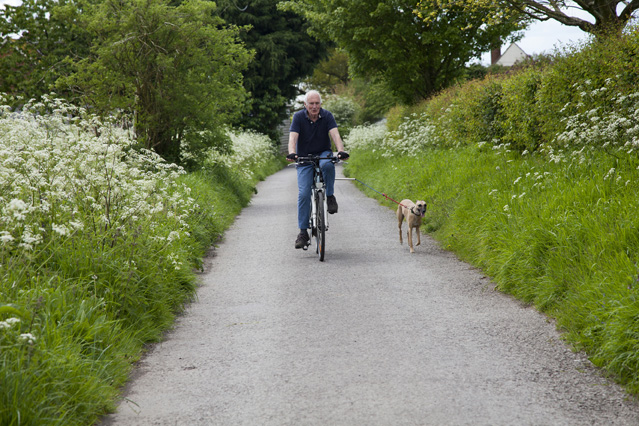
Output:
[498, 67, 543, 152]
[322, 95, 361, 139]
[344, 122, 386, 152]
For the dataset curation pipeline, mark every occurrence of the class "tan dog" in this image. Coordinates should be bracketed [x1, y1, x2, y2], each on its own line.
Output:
[397, 199, 427, 253]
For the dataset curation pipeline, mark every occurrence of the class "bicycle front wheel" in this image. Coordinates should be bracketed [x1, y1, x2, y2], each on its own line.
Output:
[316, 191, 326, 261]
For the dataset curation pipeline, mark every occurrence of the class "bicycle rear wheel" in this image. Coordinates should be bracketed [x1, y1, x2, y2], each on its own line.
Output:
[316, 192, 326, 261]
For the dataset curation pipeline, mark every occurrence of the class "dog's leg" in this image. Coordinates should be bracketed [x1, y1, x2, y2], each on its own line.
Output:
[409, 229, 414, 253]
[397, 206, 404, 245]
[416, 226, 421, 247]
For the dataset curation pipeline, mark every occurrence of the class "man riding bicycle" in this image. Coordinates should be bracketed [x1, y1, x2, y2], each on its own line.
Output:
[286, 90, 349, 249]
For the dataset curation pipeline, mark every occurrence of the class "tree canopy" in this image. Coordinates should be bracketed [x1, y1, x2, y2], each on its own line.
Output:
[304, 47, 350, 93]
[280, 0, 526, 103]
[60, 0, 252, 164]
[0, 0, 252, 166]
[0, 0, 91, 98]
[418, 0, 639, 35]
[217, 0, 328, 141]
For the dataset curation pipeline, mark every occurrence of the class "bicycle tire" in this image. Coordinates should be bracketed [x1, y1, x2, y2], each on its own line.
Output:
[316, 191, 326, 261]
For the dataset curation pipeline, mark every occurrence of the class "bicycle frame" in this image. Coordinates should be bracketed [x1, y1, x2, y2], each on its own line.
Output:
[310, 162, 328, 233]
[296, 155, 337, 261]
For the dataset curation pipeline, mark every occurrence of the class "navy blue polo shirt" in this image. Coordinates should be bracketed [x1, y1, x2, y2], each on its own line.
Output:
[289, 107, 337, 156]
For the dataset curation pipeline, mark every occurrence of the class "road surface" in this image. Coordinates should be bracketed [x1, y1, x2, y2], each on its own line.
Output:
[101, 164, 639, 425]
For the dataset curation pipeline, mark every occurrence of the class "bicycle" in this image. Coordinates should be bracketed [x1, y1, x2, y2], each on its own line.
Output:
[295, 154, 339, 261]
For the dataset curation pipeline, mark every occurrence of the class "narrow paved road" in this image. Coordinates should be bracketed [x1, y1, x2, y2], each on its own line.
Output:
[102, 165, 639, 425]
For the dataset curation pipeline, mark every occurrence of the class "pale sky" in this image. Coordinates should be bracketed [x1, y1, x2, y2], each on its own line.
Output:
[479, 18, 591, 65]
[0, 0, 594, 63]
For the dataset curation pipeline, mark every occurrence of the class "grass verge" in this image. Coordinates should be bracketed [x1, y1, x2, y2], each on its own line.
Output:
[346, 145, 639, 394]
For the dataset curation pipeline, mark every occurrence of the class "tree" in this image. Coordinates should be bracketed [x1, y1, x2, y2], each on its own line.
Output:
[56, 0, 252, 166]
[280, 0, 526, 103]
[217, 0, 328, 141]
[304, 47, 350, 93]
[0, 0, 92, 99]
[302, 48, 399, 124]
[419, 0, 638, 35]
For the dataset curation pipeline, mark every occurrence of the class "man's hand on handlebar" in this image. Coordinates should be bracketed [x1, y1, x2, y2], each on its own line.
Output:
[286, 153, 298, 162]
[337, 151, 349, 160]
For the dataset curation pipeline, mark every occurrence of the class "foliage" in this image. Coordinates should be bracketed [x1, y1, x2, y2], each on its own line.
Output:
[419, 0, 639, 36]
[217, 0, 328, 142]
[536, 30, 638, 142]
[345, 76, 401, 124]
[497, 66, 543, 152]
[0, 0, 253, 167]
[208, 128, 281, 181]
[304, 49, 399, 124]
[373, 25, 639, 156]
[280, 0, 525, 103]
[0, 96, 282, 425]
[55, 0, 252, 166]
[0, 0, 91, 99]
[322, 94, 360, 138]
[304, 47, 350, 93]
[554, 79, 639, 159]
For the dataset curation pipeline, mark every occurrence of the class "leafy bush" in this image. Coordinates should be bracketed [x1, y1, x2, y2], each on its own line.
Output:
[498, 67, 543, 152]
[323, 95, 361, 139]
[427, 78, 505, 146]
[350, 77, 400, 124]
[344, 122, 387, 152]
[553, 79, 639, 167]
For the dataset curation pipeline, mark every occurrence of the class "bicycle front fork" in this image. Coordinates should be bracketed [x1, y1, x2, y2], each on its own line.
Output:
[309, 189, 329, 232]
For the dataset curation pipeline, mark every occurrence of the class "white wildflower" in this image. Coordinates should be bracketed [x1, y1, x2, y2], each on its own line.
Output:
[51, 223, 70, 236]
[0, 231, 14, 244]
[0, 317, 20, 328]
[19, 333, 36, 344]
[69, 221, 84, 230]
[7, 198, 28, 220]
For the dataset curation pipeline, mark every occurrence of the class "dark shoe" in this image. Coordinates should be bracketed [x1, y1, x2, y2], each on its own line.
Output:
[327, 195, 338, 214]
[295, 230, 310, 249]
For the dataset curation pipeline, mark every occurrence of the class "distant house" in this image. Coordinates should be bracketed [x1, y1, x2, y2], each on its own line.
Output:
[491, 43, 529, 66]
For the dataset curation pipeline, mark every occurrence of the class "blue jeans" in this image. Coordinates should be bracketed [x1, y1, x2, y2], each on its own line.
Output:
[297, 150, 335, 230]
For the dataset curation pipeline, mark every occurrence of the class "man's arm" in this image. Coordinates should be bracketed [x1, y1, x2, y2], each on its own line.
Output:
[329, 127, 346, 152]
[288, 131, 299, 157]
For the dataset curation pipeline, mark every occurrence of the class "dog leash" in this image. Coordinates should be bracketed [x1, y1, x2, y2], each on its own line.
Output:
[336, 177, 415, 212]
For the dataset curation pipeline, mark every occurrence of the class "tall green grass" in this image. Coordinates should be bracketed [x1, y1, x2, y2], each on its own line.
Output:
[344, 25, 639, 394]
[347, 138, 639, 394]
[0, 97, 283, 425]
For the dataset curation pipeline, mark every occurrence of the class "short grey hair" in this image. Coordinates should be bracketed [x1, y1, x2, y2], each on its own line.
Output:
[304, 90, 322, 104]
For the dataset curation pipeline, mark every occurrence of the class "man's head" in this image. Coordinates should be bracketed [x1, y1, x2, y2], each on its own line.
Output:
[304, 90, 321, 119]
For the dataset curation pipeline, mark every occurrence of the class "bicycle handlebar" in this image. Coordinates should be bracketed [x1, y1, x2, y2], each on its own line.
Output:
[295, 155, 339, 163]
